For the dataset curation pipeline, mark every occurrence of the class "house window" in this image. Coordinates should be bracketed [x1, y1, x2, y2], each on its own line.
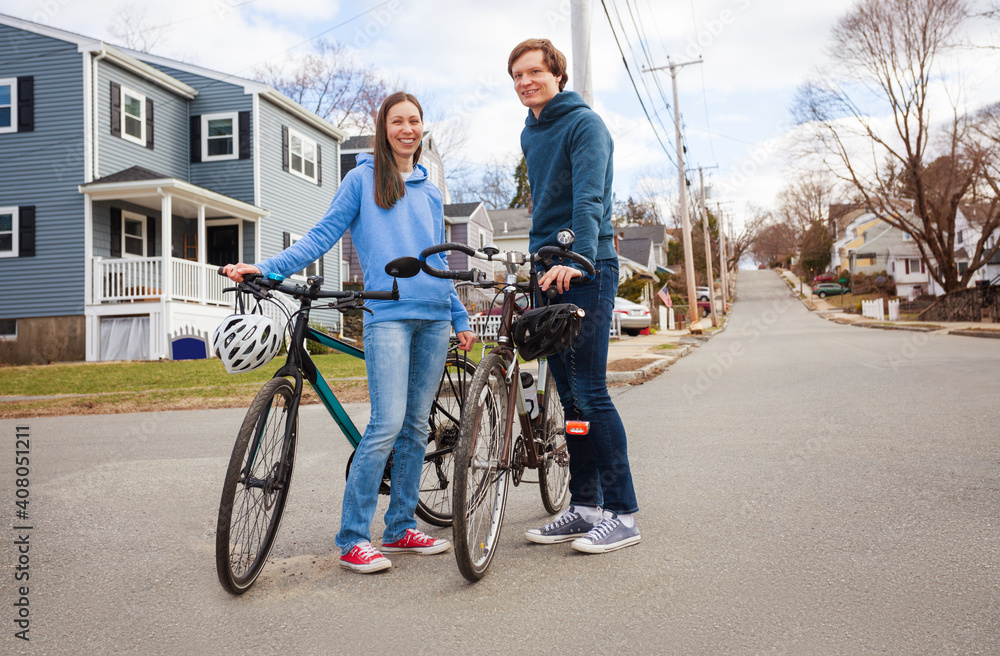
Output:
[122, 211, 146, 258]
[479, 229, 486, 250]
[0, 207, 17, 257]
[201, 112, 238, 161]
[289, 233, 320, 279]
[289, 128, 317, 182]
[0, 78, 15, 134]
[0, 318, 15, 341]
[902, 232, 912, 241]
[121, 86, 146, 145]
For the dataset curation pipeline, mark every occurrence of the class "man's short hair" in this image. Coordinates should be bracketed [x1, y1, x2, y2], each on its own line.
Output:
[507, 38, 569, 92]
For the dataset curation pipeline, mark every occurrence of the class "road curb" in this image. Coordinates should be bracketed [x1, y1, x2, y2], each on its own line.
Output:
[606, 322, 728, 385]
[948, 329, 1000, 339]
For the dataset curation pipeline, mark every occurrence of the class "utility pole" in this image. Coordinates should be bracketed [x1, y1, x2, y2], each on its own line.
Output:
[644, 58, 702, 333]
[571, 0, 594, 107]
[718, 207, 728, 314]
[698, 167, 718, 327]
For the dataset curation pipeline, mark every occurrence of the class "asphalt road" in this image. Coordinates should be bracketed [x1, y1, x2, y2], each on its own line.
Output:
[2, 269, 998, 655]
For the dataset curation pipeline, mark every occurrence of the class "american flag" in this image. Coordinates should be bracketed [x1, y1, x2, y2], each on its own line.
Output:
[657, 284, 671, 307]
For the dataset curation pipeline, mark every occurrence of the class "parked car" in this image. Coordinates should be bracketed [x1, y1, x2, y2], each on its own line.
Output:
[813, 272, 835, 283]
[696, 286, 712, 302]
[613, 297, 651, 336]
[813, 283, 848, 298]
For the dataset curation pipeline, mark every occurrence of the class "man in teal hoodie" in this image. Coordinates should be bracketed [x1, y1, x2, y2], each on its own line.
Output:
[509, 38, 640, 554]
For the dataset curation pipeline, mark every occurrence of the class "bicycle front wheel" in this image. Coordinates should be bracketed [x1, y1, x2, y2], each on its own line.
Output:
[216, 377, 298, 595]
[419, 355, 477, 527]
[452, 352, 511, 581]
[538, 371, 570, 514]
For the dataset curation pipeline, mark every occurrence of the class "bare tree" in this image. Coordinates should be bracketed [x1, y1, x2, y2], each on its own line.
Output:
[794, 0, 1000, 293]
[449, 157, 518, 210]
[749, 209, 797, 267]
[254, 39, 391, 135]
[108, 5, 167, 53]
[729, 206, 769, 269]
[776, 170, 839, 240]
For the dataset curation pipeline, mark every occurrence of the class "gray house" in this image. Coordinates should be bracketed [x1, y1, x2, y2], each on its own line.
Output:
[0, 14, 347, 364]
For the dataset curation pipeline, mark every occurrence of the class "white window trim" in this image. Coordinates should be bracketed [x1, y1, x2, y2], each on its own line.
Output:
[201, 111, 239, 162]
[0, 319, 16, 341]
[0, 77, 16, 134]
[122, 210, 147, 259]
[288, 232, 320, 280]
[120, 86, 146, 146]
[288, 127, 318, 184]
[0, 206, 18, 258]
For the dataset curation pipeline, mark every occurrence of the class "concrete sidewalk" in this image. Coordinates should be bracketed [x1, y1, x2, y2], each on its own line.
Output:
[776, 268, 1000, 338]
[602, 317, 728, 384]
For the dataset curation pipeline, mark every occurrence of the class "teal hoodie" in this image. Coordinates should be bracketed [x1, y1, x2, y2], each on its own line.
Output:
[521, 90, 617, 267]
[255, 153, 471, 333]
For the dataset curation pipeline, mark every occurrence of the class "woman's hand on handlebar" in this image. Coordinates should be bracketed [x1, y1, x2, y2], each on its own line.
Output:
[455, 330, 476, 352]
[222, 263, 261, 283]
[538, 265, 583, 295]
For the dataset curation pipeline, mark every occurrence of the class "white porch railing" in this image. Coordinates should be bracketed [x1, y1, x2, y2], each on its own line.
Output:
[93, 257, 232, 306]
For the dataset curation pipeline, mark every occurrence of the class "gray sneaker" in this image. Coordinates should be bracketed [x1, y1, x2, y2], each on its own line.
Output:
[525, 506, 598, 544]
[570, 513, 640, 553]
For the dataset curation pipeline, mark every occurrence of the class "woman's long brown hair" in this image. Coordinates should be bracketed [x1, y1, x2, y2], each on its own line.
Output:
[373, 92, 424, 210]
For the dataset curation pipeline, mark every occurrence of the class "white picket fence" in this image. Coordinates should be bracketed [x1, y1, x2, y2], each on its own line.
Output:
[861, 298, 900, 321]
[468, 312, 623, 343]
[887, 298, 900, 321]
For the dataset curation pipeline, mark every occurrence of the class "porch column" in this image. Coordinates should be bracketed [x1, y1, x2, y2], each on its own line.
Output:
[197, 204, 206, 304]
[160, 191, 172, 359]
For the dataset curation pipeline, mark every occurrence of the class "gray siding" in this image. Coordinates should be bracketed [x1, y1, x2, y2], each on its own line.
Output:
[92, 200, 163, 258]
[96, 59, 188, 180]
[242, 220, 254, 263]
[256, 96, 341, 326]
[0, 25, 86, 319]
[148, 64, 255, 204]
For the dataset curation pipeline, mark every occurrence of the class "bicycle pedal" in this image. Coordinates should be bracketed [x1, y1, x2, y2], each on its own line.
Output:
[566, 420, 590, 436]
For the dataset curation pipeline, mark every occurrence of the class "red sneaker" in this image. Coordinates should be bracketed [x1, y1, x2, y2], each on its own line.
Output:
[381, 529, 451, 555]
[340, 542, 391, 573]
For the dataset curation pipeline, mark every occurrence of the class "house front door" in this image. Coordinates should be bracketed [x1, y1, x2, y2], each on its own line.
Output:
[207, 224, 239, 266]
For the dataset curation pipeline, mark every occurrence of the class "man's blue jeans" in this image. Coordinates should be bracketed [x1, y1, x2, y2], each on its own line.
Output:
[546, 258, 639, 515]
[335, 319, 450, 553]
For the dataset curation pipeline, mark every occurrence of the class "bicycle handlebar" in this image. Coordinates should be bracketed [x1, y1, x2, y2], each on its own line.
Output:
[417, 243, 596, 287]
[216, 267, 397, 301]
[419, 243, 490, 283]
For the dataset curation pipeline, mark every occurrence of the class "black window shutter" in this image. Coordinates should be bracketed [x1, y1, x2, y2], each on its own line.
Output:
[281, 125, 289, 171]
[316, 144, 322, 186]
[190, 115, 201, 163]
[110, 82, 121, 137]
[110, 207, 122, 258]
[238, 111, 251, 159]
[16, 77, 33, 132]
[145, 99, 154, 149]
[18, 206, 35, 257]
[283, 232, 291, 249]
[318, 256, 324, 277]
[146, 216, 156, 257]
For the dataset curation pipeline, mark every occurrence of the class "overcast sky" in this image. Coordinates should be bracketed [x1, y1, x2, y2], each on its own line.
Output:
[3, 0, 999, 231]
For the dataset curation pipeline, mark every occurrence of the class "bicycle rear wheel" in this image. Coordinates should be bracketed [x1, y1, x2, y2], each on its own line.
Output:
[216, 378, 298, 595]
[452, 352, 511, 581]
[418, 355, 477, 527]
[538, 372, 570, 514]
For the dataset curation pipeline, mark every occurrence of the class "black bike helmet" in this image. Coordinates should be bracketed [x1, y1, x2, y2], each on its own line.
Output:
[512, 303, 585, 361]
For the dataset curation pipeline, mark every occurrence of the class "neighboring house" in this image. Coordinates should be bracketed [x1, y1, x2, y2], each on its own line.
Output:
[490, 207, 531, 256]
[832, 211, 884, 273]
[0, 14, 347, 365]
[615, 224, 674, 273]
[443, 202, 493, 272]
[338, 132, 450, 283]
[617, 237, 656, 273]
[886, 244, 933, 300]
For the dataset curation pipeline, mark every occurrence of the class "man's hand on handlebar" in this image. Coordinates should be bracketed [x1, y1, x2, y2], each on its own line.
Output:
[222, 263, 261, 283]
[456, 330, 476, 352]
[538, 265, 583, 295]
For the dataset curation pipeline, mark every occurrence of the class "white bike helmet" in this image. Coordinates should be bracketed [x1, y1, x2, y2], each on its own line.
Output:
[212, 313, 282, 374]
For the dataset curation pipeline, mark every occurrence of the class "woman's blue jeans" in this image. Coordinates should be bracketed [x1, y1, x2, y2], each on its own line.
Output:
[335, 319, 450, 553]
[546, 258, 639, 515]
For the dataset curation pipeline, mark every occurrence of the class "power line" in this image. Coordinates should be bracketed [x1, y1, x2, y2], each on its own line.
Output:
[686, 0, 718, 163]
[599, 0, 678, 170]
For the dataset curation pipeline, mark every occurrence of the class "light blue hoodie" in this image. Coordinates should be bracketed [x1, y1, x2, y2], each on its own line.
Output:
[255, 153, 471, 333]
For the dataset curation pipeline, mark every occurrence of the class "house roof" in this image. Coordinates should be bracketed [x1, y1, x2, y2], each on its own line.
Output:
[887, 244, 923, 258]
[89, 166, 172, 184]
[489, 208, 532, 235]
[617, 224, 671, 245]
[443, 202, 483, 218]
[342, 136, 374, 151]
[618, 237, 653, 265]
